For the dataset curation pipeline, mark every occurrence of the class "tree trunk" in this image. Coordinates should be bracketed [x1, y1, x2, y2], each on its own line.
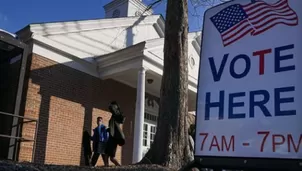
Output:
[140, 0, 190, 169]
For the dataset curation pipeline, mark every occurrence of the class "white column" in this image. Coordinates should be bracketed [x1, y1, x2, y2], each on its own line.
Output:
[132, 67, 146, 163]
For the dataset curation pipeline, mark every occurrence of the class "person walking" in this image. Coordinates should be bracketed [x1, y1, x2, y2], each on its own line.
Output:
[91, 117, 109, 167]
[104, 101, 124, 166]
[105, 127, 121, 166]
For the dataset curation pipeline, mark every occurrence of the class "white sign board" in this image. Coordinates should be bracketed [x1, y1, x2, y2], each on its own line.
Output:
[195, 0, 302, 159]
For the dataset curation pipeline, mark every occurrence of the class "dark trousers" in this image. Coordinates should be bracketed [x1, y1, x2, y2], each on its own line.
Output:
[91, 142, 108, 166]
[84, 153, 92, 166]
[91, 153, 107, 166]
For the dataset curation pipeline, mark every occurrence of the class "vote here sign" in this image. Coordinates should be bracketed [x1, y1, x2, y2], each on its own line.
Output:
[195, 0, 302, 159]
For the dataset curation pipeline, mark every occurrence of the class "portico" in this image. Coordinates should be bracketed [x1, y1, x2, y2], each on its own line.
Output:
[95, 33, 201, 162]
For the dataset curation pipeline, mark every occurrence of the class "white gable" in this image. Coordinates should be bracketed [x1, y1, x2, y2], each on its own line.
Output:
[16, 14, 201, 92]
[20, 15, 165, 61]
[44, 25, 158, 58]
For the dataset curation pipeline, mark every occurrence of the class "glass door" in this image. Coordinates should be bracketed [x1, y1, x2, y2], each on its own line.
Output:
[142, 113, 158, 157]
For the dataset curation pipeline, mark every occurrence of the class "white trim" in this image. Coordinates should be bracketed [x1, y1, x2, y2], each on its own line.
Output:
[153, 23, 164, 38]
[98, 58, 142, 78]
[0, 29, 17, 38]
[32, 42, 99, 78]
[188, 31, 202, 40]
[188, 84, 197, 93]
[189, 31, 202, 54]
[144, 32, 202, 58]
[95, 42, 145, 66]
[95, 42, 145, 78]
[156, 16, 165, 37]
[142, 52, 198, 90]
[129, 0, 153, 15]
[144, 38, 164, 49]
[142, 60, 162, 75]
[33, 35, 95, 62]
[188, 111, 196, 116]
[29, 15, 163, 36]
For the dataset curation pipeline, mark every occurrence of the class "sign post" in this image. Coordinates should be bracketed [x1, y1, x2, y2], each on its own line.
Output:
[194, 0, 302, 170]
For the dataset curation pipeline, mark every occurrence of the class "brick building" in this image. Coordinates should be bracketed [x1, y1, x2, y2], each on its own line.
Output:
[1, 0, 200, 166]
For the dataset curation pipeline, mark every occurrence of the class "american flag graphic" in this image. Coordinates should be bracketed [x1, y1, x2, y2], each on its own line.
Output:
[210, 0, 298, 47]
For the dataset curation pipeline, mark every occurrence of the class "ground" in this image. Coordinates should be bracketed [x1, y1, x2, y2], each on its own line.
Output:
[0, 160, 176, 171]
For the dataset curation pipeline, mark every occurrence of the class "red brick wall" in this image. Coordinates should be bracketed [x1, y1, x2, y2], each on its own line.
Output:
[18, 54, 136, 166]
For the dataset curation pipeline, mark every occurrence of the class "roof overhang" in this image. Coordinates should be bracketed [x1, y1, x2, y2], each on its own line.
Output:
[16, 15, 165, 38]
[94, 33, 201, 92]
[95, 42, 146, 78]
[15, 15, 199, 93]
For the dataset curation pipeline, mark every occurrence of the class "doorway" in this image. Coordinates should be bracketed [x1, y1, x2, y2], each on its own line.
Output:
[142, 113, 157, 157]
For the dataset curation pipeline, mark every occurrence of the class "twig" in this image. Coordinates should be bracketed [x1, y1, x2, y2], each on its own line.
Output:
[144, 0, 162, 13]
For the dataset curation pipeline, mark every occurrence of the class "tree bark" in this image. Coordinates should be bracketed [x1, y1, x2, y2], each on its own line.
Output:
[139, 0, 190, 169]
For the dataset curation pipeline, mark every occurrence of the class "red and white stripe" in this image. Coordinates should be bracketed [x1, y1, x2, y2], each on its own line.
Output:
[222, 0, 298, 46]
[222, 19, 253, 46]
[243, 0, 298, 35]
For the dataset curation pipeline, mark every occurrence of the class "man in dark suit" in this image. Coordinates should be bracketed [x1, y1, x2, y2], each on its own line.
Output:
[91, 117, 109, 167]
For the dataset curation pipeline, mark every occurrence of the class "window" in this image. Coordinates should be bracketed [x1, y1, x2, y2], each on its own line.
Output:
[142, 113, 158, 157]
[143, 124, 148, 147]
[144, 113, 157, 122]
[150, 125, 156, 145]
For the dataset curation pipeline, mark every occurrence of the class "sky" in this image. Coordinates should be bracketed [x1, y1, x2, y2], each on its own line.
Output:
[0, 0, 224, 34]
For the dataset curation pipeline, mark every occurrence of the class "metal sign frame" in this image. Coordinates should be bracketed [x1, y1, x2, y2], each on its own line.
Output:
[193, 0, 302, 170]
[0, 30, 30, 161]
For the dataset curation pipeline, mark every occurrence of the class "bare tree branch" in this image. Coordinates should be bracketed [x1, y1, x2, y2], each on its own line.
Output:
[144, 0, 163, 13]
[188, 0, 230, 30]
[190, 0, 230, 8]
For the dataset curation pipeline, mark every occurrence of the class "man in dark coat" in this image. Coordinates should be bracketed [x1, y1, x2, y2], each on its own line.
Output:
[90, 117, 109, 167]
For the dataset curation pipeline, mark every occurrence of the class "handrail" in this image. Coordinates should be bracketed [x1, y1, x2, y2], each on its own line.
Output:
[0, 110, 38, 162]
[0, 134, 34, 142]
[0, 111, 37, 121]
